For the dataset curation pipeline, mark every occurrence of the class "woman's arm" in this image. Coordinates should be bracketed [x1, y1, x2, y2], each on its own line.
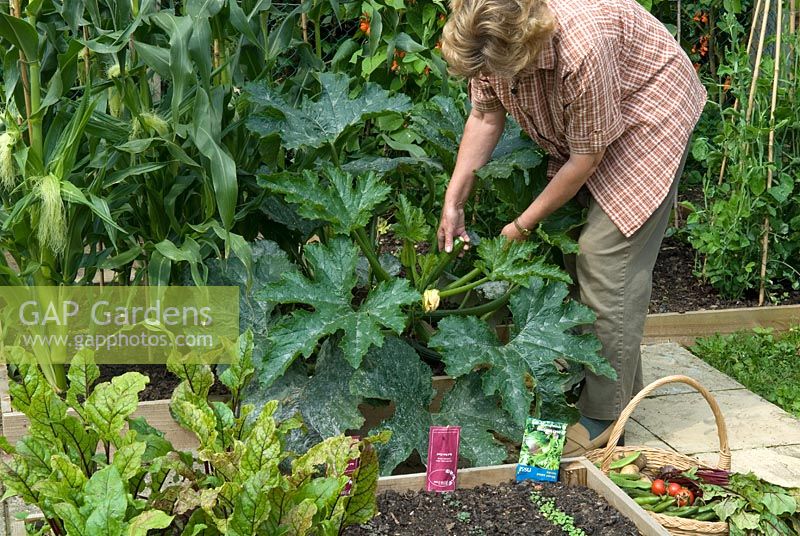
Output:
[438, 107, 507, 252]
[501, 150, 605, 240]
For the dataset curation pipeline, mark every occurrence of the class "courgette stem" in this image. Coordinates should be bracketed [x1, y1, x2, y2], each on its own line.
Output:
[443, 267, 481, 291]
[437, 276, 489, 298]
[423, 289, 511, 318]
[352, 227, 391, 282]
[419, 239, 465, 290]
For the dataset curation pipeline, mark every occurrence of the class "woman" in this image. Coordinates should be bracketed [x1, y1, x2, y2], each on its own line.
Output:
[437, 0, 705, 455]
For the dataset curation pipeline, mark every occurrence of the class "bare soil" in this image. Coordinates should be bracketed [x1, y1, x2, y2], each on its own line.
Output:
[344, 480, 640, 536]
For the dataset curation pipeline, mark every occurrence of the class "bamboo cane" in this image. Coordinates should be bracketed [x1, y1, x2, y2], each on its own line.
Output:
[759, 0, 783, 306]
[745, 0, 773, 123]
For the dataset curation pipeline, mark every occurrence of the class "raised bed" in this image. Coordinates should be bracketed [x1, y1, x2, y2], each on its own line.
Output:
[374, 458, 669, 536]
[1, 304, 798, 448]
[6, 458, 668, 536]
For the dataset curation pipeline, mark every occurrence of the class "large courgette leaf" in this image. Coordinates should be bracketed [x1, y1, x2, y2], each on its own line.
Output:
[430, 278, 615, 427]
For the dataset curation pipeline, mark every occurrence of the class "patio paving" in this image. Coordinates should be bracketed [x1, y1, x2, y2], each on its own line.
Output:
[629, 342, 800, 488]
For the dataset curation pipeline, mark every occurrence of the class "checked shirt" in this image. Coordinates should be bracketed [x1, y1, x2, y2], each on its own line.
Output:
[469, 0, 706, 236]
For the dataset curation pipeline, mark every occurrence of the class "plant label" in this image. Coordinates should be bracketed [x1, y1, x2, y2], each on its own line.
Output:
[516, 418, 567, 483]
[426, 426, 461, 492]
[341, 436, 360, 496]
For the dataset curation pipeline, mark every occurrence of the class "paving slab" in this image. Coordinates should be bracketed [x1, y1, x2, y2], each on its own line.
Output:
[624, 418, 676, 452]
[693, 445, 800, 488]
[631, 388, 800, 455]
[641, 343, 744, 395]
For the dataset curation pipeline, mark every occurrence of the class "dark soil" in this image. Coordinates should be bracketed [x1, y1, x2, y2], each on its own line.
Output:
[345, 480, 640, 536]
[649, 235, 800, 314]
[96, 364, 229, 401]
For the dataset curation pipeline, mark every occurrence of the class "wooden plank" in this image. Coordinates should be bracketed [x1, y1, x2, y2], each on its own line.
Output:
[376, 459, 668, 536]
[643, 304, 800, 346]
[1, 398, 199, 451]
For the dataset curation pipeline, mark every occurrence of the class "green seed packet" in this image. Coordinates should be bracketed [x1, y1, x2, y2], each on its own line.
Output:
[516, 418, 567, 483]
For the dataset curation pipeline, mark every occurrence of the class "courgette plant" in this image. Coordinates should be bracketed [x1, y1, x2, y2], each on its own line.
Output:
[237, 75, 617, 475]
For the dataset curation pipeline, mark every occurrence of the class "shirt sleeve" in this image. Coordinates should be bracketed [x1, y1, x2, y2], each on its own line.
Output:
[468, 76, 505, 113]
[562, 44, 625, 154]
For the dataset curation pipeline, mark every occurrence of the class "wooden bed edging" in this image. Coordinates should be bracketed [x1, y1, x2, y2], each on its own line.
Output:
[376, 458, 669, 536]
[642, 304, 800, 347]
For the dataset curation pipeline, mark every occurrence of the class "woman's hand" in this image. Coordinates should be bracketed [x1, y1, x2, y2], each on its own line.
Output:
[437, 204, 470, 253]
[501, 220, 528, 242]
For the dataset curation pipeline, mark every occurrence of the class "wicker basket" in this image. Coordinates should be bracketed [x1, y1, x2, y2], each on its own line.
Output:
[585, 375, 731, 536]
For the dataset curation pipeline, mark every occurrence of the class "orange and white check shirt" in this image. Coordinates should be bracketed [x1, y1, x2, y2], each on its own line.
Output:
[468, 0, 707, 237]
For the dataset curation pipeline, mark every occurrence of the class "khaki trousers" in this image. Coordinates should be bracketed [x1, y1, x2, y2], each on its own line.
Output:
[564, 150, 687, 420]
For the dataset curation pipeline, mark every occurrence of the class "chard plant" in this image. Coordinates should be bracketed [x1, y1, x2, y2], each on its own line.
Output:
[0, 333, 386, 535]
[238, 75, 616, 475]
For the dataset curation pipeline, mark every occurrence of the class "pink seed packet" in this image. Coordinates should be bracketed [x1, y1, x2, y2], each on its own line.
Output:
[341, 436, 361, 496]
[426, 426, 461, 492]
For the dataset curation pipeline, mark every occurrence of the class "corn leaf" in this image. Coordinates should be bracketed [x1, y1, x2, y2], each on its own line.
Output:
[430, 278, 614, 427]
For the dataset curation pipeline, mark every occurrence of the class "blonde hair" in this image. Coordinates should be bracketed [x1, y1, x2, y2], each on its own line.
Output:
[442, 0, 556, 79]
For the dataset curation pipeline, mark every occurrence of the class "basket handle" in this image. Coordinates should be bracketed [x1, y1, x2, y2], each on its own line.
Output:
[599, 374, 731, 473]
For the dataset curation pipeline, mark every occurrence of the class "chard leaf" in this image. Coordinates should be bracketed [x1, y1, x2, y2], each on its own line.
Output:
[0, 456, 44, 503]
[341, 444, 380, 526]
[128, 417, 174, 461]
[166, 356, 214, 399]
[111, 441, 146, 481]
[240, 401, 281, 477]
[245, 72, 411, 150]
[475, 236, 571, 285]
[283, 499, 316, 536]
[350, 337, 434, 475]
[260, 168, 390, 236]
[126, 510, 174, 535]
[54, 416, 99, 474]
[432, 373, 521, 467]
[85, 372, 148, 445]
[8, 363, 47, 416]
[731, 510, 761, 530]
[762, 491, 797, 517]
[292, 435, 360, 482]
[228, 471, 275, 536]
[66, 349, 100, 418]
[53, 503, 87, 535]
[16, 436, 52, 474]
[259, 238, 418, 383]
[219, 331, 256, 402]
[170, 381, 218, 450]
[82, 466, 127, 536]
[430, 279, 612, 427]
[50, 454, 88, 492]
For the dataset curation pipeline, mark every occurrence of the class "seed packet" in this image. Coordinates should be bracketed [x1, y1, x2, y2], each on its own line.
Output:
[340, 436, 360, 496]
[426, 426, 461, 492]
[515, 418, 567, 483]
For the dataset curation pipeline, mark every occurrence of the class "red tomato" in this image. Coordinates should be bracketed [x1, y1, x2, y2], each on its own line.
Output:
[675, 487, 695, 507]
[651, 479, 667, 496]
[667, 482, 683, 496]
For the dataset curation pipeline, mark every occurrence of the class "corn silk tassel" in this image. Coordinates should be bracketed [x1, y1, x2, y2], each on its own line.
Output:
[36, 173, 67, 255]
[0, 129, 20, 190]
